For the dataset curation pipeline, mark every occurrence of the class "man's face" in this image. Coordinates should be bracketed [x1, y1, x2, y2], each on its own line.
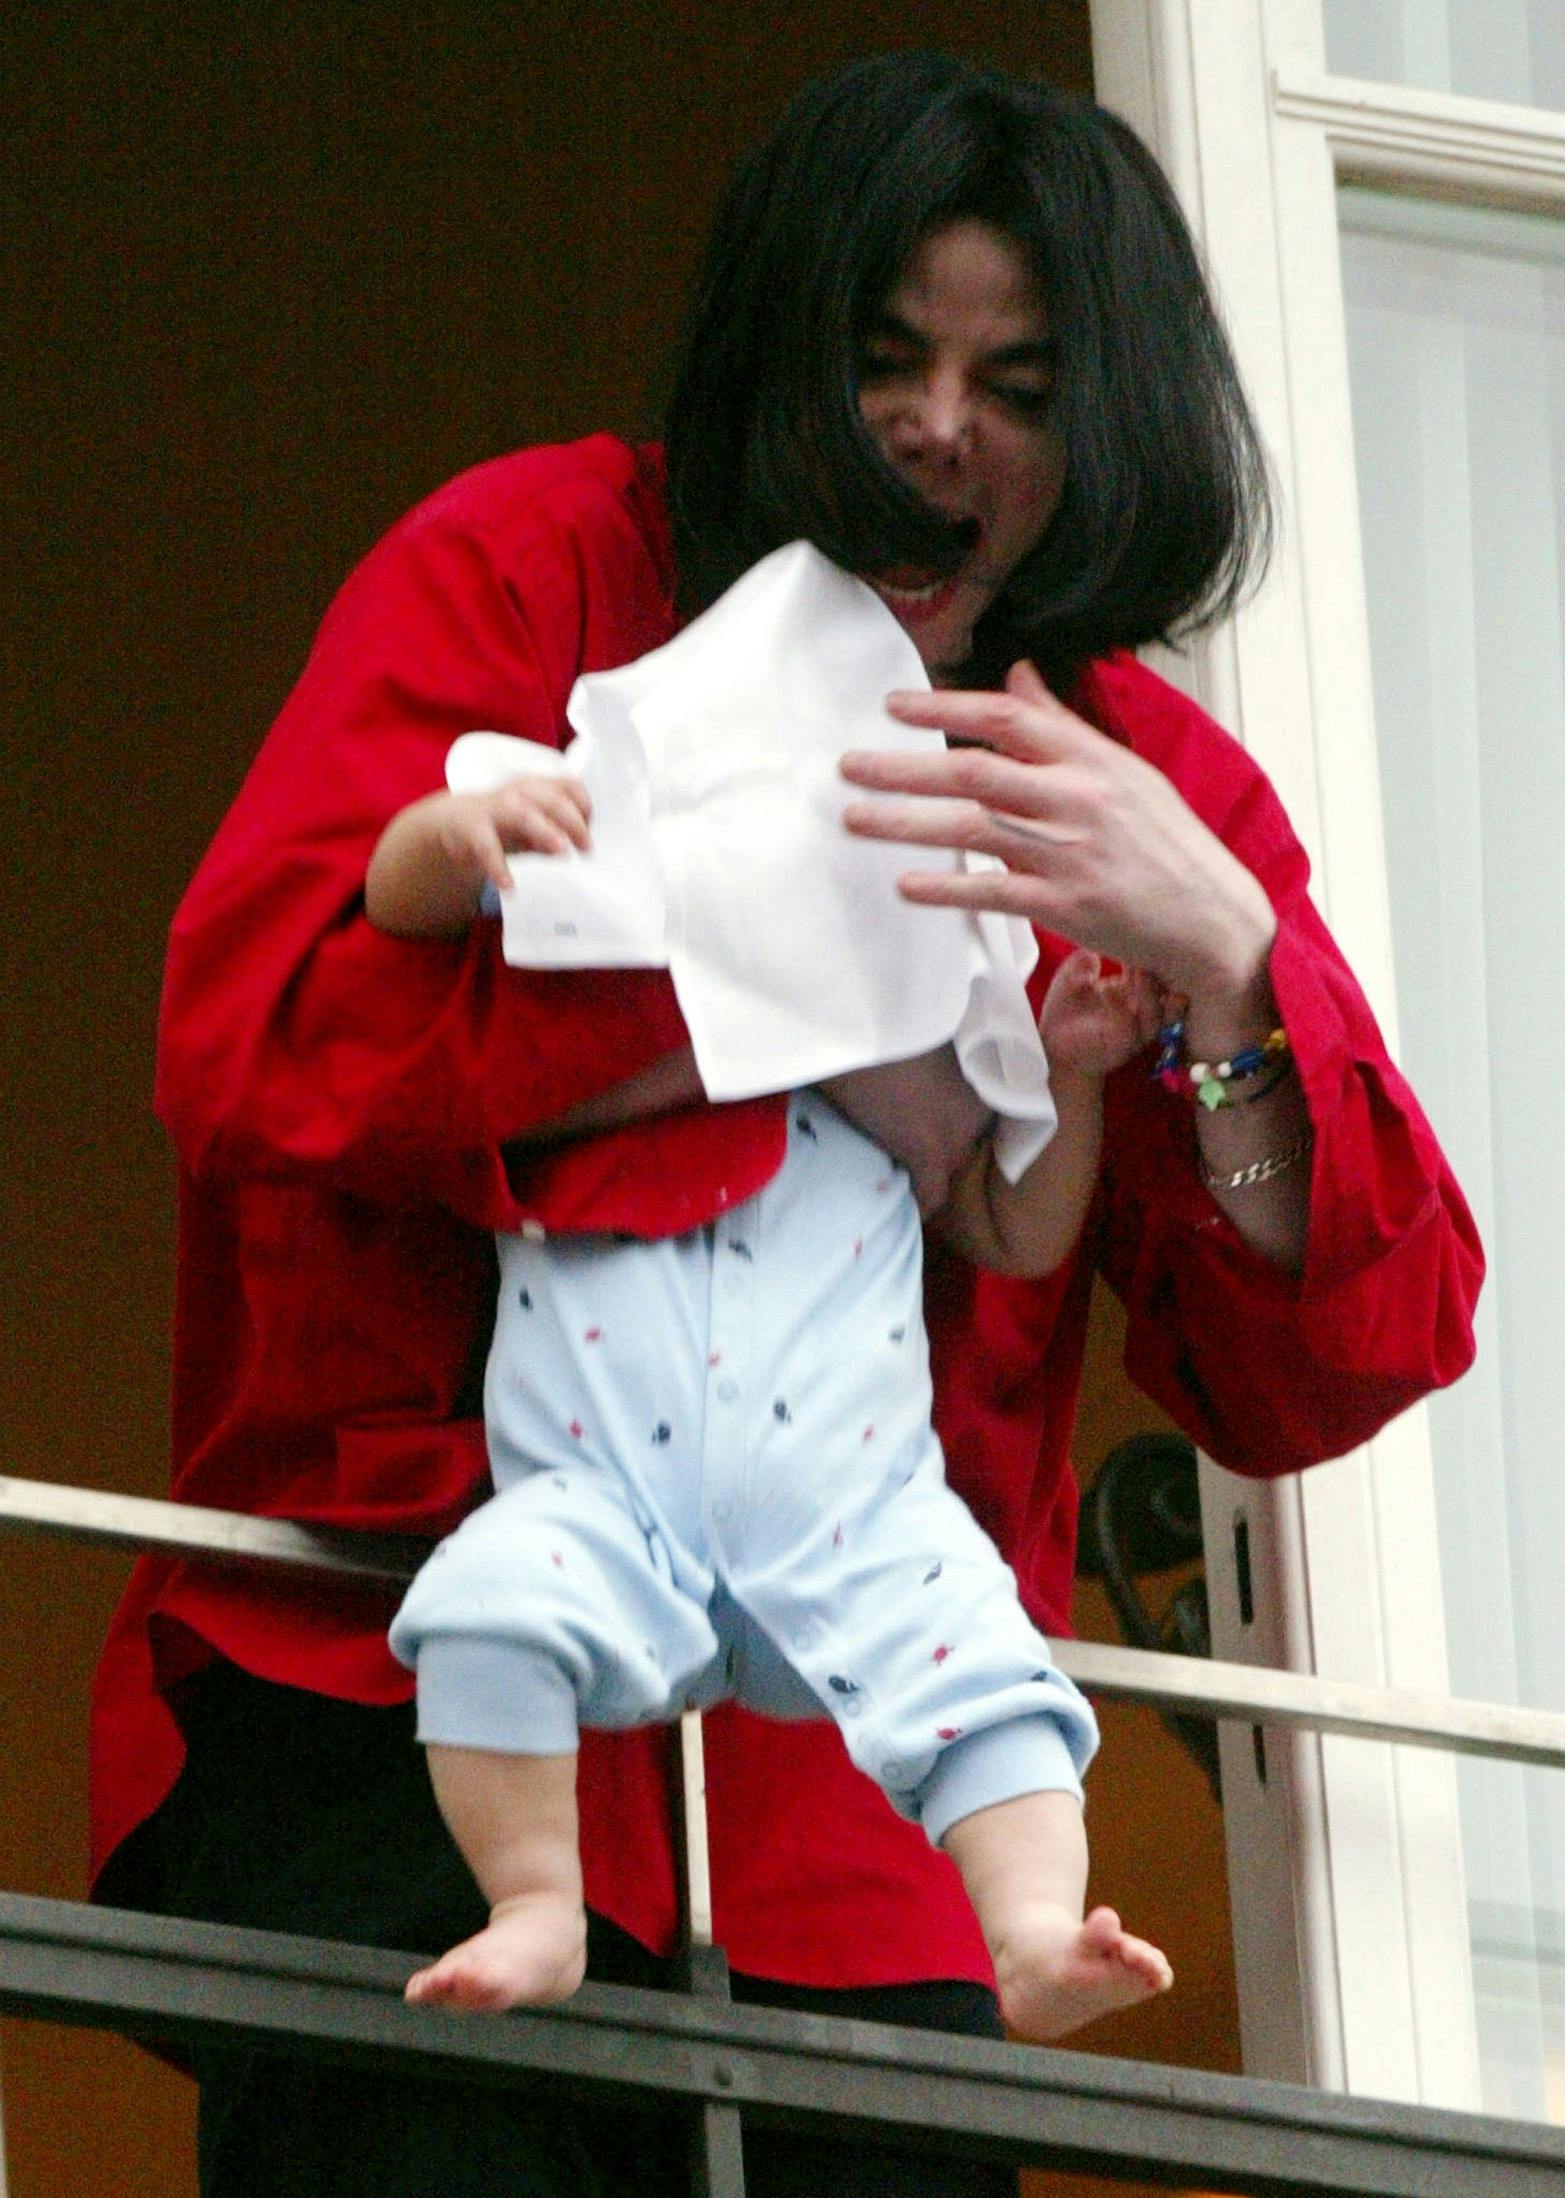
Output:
[857, 218, 1067, 680]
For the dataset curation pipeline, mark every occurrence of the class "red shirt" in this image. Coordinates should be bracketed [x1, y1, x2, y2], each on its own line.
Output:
[90, 435, 1484, 1987]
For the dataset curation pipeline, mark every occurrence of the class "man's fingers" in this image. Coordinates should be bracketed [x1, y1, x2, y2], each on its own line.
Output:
[841, 737, 1075, 816]
[1004, 658, 1054, 707]
[843, 791, 1077, 864]
[894, 864, 1058, 921]
[878, 666, 1086, 758]
[841, 794, 993, 849]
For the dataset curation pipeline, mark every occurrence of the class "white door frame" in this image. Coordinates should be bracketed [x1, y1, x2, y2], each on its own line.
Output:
[1085, 0, 1565, 2110]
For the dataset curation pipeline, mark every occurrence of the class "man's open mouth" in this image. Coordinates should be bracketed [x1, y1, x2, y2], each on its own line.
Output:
[874, 572, 952, 607]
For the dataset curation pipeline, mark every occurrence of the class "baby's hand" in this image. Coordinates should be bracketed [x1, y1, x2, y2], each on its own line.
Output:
[424, 777, 592, 899]
[1038, 951, 1162, 1079]
[366, 775, 592, 940]
[823, 1045, 993, 1217]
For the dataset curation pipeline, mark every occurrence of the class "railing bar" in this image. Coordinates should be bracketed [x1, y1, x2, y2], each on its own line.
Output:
[691, 2101, 747, 2198]
[669, 1715, 737, 2193]
[1060, 1641, 1565, 1769]
[676, 1712, 716, 1952]
[5, 1892, 1564, 2196]
[8, 1474, 1565, 1767]
[0, 1475, 427, 1582]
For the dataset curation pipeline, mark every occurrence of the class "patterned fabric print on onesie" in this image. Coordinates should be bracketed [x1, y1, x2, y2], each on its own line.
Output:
[390, 1095, 1097, 1841]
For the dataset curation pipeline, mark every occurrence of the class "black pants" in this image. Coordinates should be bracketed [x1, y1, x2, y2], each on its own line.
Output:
[103, 1664, 1017, 2198]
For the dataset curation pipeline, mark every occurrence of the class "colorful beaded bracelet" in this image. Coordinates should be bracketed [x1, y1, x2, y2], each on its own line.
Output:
[1153, 1006, 1292, 1112]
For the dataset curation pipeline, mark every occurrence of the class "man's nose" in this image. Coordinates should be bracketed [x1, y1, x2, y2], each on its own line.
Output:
[890, 370, 973, 460]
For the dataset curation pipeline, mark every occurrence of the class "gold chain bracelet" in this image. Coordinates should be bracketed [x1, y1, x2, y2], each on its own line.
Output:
[1201, 1130, 1314, 1194]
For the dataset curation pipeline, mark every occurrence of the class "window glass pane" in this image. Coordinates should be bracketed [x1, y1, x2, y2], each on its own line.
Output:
[1339, 184, 1565, 2121]
[1324, 0, 1565, 110]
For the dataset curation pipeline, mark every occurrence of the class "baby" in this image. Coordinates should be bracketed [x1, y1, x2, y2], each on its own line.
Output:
[369, 763, 1173, 2042]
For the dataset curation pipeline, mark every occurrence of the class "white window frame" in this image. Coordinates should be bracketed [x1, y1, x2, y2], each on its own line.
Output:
[1088, 0, 1565, 2112]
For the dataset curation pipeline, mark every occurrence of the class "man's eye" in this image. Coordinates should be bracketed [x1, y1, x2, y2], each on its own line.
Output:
[993, 382, 1053, 416]
[858, 346, 920, 381]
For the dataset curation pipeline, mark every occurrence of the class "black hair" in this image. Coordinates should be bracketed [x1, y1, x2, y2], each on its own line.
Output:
[663, 51, 1273, 689]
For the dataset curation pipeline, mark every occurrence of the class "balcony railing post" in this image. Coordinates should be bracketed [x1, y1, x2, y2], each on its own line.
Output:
[671, 1711, 747, 2197]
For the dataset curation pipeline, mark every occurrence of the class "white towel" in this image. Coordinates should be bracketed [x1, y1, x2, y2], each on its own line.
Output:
[447, 540, 1055, 1181]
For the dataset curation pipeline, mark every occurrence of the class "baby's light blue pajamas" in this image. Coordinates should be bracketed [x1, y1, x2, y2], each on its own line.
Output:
[390, 1094, 1097, 1844]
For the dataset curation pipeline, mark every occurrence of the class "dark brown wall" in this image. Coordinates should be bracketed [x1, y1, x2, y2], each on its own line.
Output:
[1, 8, 1237, 2192]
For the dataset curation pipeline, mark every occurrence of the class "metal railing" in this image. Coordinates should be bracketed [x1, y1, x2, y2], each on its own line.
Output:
[9, 1471, 1565, 1766]
[6, 1472, 1565, 2197]
[9, 1890, 1565, 2196]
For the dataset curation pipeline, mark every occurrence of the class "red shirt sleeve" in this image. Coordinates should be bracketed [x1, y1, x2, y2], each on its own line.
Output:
[155, 440, 692, 1228]
[1078, 655, 1485, 1473]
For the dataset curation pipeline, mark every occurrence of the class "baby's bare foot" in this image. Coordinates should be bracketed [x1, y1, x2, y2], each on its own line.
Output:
[404, 1888, 587, 2014]
[995, 1903, 1172, 2043]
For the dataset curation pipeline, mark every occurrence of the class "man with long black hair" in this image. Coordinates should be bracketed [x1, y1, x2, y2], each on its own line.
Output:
[94, 53, 1480, 2197]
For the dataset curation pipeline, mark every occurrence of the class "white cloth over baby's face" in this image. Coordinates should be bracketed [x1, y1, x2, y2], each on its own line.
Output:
[447, 540, 1055, 1180]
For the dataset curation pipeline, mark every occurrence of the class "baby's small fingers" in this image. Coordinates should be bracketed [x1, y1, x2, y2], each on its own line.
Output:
[556, 774, 593, 825]
[527, 775, 593, 845]
[1054, 947, 1103, 987]
[518, 810, 581, 856]
[438, 813, 513, 894]
[1121, 968, 1165, 1036]
[493, 784, 591, 855]
[474, 822, 517, 894]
